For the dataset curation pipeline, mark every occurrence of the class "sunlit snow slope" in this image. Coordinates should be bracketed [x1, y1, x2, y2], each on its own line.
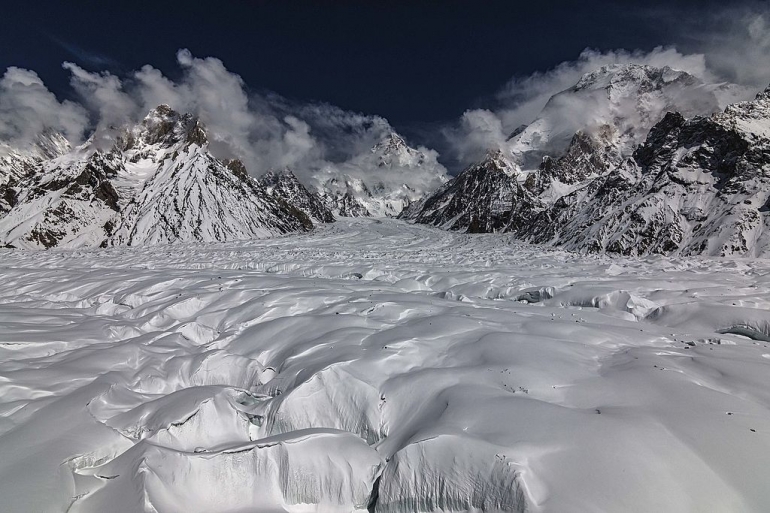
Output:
[1, 218, 770, 512]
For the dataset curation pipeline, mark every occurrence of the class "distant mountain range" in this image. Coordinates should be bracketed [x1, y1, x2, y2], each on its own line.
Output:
[3, 63, 770, 257]
[0, 106, 438, 249]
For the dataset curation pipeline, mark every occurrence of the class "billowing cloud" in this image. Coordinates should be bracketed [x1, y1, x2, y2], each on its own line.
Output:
[441, 47, 729, 169]
[0, 67, 88, 152]
[2, 3, 768, 180]
[439, 5, 770, 171]
[62, 61, 138, 148]
[1, 49, 420, 181]
[655, 3, 770, 91]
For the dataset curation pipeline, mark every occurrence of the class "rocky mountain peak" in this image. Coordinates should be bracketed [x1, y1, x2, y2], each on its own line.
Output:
[372, 132, 408, 154]
[756, 83, 770, 101]
[410, 75, 770, 257]
[478, 149, 517, 176]
[0, 106, 318, 249]
[507, 63, 718, 172]
[258, 168, 335, 224]
[573, 64, 694, 95]
[118, 105, 208, 151]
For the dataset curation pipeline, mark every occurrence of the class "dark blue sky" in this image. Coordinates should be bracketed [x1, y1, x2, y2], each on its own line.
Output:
[0, 0, 748, 132]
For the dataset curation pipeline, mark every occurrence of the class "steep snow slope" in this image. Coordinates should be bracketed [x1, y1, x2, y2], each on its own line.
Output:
[1, 218, 769, 512]
[0, 106, 312, 248]
[315, 133, 449, 217]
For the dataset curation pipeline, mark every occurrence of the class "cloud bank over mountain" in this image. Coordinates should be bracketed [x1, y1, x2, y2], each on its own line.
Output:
[1, 4, 768, 175]
[1, 49, 442, 186]
[440, 5, 769, 168]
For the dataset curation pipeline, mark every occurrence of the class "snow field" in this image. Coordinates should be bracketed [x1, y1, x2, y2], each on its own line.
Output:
[1, 218, 770, 512]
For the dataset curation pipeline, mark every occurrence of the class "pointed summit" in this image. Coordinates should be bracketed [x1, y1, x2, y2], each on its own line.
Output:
[755, 83, 770, 101]
[120, 105, 208, 150]
[372, 132, 408, 154]
[258, 168, 334, 224]
[315, 130, 448, 218]
[0, 106, 314, 249]
[507, 64, 719, 169]
[476, 149, 517, 176]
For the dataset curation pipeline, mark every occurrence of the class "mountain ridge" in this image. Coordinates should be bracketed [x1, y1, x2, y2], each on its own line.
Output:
[0, 105, 316, 249]
[405, 67, 770, 257]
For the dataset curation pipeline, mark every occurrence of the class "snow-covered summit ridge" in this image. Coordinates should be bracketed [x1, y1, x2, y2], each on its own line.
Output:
[118, 104, 208, 150]
[506, 63, 721, 169]
[315, 130, 449, 218]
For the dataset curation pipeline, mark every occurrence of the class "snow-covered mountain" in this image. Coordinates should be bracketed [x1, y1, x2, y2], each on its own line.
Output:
[0, 106, 315, 249]
[0, 130, 71, 215]
[314, 132, 449, 217]
[406, 70, 770, 257]
[258, 168, 335, 224]
[405, 150, 531, 233]
[506, 63, 721, 170]
[543, 85, 770, 256]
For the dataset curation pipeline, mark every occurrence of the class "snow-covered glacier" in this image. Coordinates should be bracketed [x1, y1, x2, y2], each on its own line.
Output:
[1, 218, 770, 512]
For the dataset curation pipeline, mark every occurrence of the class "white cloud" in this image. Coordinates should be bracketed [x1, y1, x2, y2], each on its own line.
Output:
[0, 67, 88, 151]
[43, 50, 407, 180]
[61, 62, 137, 147]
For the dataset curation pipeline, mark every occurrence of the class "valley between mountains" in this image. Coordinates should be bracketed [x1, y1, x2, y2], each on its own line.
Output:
[3, 59, 770, 512]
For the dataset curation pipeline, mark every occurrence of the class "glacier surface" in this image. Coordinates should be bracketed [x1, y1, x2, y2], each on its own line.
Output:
[1, 218, 770, 512]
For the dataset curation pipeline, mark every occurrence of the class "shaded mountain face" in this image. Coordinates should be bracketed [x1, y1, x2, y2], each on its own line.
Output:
[407, 75, 770, 257]
[405, 151, 535, 233]
[0, 106, 315, 249]
[258, 168, 334, 224]
[314, 132, 449, 217]
[546, 87, 770, 257]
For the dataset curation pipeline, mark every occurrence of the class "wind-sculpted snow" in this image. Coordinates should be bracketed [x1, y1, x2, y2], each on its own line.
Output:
[1, 218, 770, 512]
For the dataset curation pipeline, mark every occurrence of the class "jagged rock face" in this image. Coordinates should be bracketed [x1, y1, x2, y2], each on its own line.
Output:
[410, 84, 770, 257]
[111, 147, 310, 246]
[406, 151, 541, 233]
[0, 106, 313, 249]
[0, 151, 123, 248]
[316, 132, 448, 217]
[548, 91, 770, 257]
[258, 169, 334, 224]
[0, 130, 71, 215]
[317, 176, 377, 217]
